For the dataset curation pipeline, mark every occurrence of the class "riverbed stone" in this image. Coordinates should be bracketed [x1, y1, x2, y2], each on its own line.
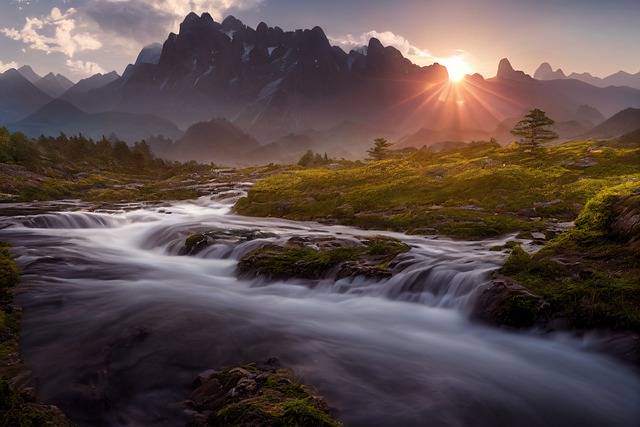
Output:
[237, 236, 410, 281]
[472, 276, 549, 328]
[185, 358, 341, 426]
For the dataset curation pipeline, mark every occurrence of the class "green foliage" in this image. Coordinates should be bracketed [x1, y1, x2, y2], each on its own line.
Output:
[500, 245, 531, 275]
[367, 138, 393, 161]
[298, 150, 331, 167]
[0, 129, 179, 175]
[511, 109, 558, 147]
[573, 181, 639, 241]
[499, 185, 640, 331]
[0, 128, 218, 203]
[237, 139, 640, 239]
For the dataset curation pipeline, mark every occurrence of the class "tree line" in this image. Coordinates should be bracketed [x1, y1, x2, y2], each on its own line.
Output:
[0, 128, 190, 174]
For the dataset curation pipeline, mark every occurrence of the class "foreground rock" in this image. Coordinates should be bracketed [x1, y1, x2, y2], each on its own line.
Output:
[472, 275, 549, 329]
[236, 236, 411, 281]
[180, 229, 278, 255]
[185, 358, 341, 426]
[474, 185, 640, 363]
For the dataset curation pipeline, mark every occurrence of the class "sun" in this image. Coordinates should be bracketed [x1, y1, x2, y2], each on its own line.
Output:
[442, 55, 472, 82]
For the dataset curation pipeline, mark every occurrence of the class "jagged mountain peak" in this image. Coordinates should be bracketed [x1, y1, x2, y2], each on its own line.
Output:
[367, 37, 385, 52]
[17, 65, 41, 83]
[534, 62, 567, 80]
[496, 58, 532, 81]
[497, 58, 514, 74]
[221, 15, 245, 32]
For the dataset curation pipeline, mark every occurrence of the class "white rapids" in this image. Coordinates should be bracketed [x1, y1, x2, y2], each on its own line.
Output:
[1, 194, 638, 427]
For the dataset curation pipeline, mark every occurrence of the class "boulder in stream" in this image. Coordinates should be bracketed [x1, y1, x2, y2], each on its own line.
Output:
[184, 358, 341, 426]
[237, 236, 410, 281]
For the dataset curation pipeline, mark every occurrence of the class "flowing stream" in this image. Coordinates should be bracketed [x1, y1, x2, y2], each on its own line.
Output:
[0, 192, 638, 427]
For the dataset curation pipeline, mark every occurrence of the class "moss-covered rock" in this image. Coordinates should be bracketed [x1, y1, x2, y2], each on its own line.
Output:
[185, 358, 341, 427]
[483, 184, 640, 336]
[182, 234, 210, 255]
[237, 236, 410, 281]
[473, 276, 549, 329]
[179, 229, 280, 256]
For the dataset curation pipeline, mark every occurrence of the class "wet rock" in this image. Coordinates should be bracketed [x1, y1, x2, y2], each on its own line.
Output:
[180, 229, 278, 255]
[185, 358, 341, 426]
[472, 276, 549, 328]
[181, 233, 210, 255]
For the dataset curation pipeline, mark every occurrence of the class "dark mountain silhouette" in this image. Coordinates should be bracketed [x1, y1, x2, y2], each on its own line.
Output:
[61, 71, 120, 99]
[534, 62, 640, 90]
[59, 14, 640, 145]
[63, 13, 450, 136]
[152, 118, 260, 164]
[135, 43, 163, 65]
[584, 108, 640, 139]
[9, 99, 182, 142]
[34, 72, 74, 98]
[17, 65, 41, 83]
[0, 68, 52, 123]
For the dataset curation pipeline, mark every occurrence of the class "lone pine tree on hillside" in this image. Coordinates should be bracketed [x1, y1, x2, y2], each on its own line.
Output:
[511, 109, 558, 147]
[367, 138, 393, 160]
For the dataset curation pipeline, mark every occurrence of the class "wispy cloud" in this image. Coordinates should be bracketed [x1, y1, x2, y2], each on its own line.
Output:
[1, 7, 102, 57]
[330, 30, 433, 66]
[0, 60, 19, 73]
[66, 59, 105, 76]
[83, 0, 264, 49]
[2, 1, 264, 76]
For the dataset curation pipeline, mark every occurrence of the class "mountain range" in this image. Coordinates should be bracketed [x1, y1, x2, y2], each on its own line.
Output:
[59, 13, 639, 137]
[534, 62, 640, 90]
[10, 99, 181, 142]
[1, 12, 639, 164]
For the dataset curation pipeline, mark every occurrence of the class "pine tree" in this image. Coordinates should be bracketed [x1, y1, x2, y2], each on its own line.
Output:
[367, 138, 393, 160]
[511, 109, 558, 147]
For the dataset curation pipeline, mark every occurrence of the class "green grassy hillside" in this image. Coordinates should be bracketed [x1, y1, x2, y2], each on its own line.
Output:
[236, 140, 640, 239]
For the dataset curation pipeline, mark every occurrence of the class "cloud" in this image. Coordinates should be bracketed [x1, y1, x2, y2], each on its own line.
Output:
[83, 0, 264, 48]
[330, 30, 434, 66]
[1, 7, 102, 58]
[0, 60, 19, 73]
[66, 59, 105, 76]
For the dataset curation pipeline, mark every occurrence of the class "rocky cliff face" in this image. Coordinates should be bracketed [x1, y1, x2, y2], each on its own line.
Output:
[66, 13, 449, 137]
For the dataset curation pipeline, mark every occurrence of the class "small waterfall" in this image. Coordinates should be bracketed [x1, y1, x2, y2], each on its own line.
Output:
[1, 194, 638, 427]
[16, 212, 124, 229]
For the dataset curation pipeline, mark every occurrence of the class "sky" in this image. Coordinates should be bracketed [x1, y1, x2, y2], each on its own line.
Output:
[0, 0, 638, 81]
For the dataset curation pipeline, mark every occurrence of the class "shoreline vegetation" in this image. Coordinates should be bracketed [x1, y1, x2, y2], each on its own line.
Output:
[0, 128, 290, 204]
